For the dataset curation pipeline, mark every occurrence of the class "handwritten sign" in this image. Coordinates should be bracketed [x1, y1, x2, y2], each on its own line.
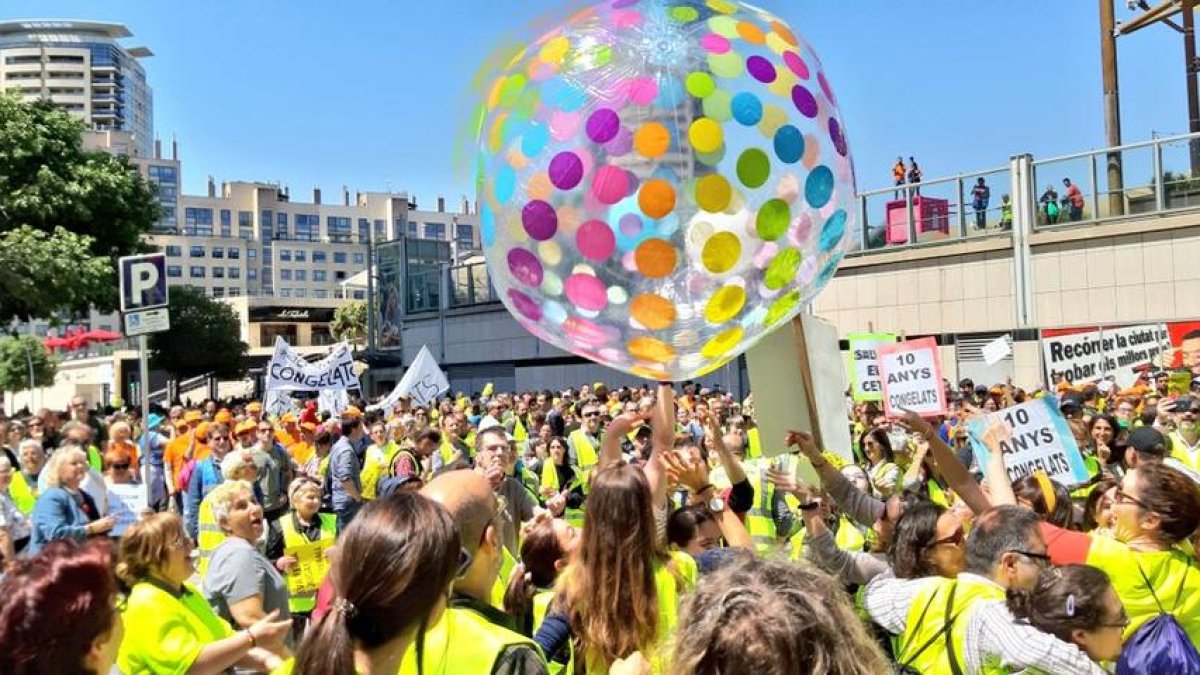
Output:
[1041, 324, 1169, 388]
[106, 482, 147, 537]
[848, 333, 896, 402]
[388, 345, 450, 408]
[266, 337, 359, 392]
[285, 538, 331, 595]
[966, 395, 1090, 486]
[877, 337, 947, 418]
[982, 335, 1012, 366]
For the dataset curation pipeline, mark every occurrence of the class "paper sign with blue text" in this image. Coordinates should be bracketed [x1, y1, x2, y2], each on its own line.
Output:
[877, 337, 947, 418]
[966, 395, 1090, 487]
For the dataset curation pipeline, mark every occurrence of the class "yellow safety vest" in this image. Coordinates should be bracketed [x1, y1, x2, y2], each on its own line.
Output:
[316, 455, 330, 482]
[897, 578, 1007, 675]
[492, 545, 518, 609]
[532, 590, 570, 675]
[514, 416, 528, 442]
[9, 471, 36, 514]
[358, 444, 391, 500]
[278, 513, 336, 614]
[746, 427, 762, 459]
[439, 438, 471, 469]
[540, 461, 585, 529]
[790, 514, 868, 561]
[1170, 432, 1200, 472]
[1086, 534, 1200, 645]
[196, 495, 226, 580]
[568, 429, 599, 470]
[399, 606, 543, 675]
[869, 461, 900, 496]
[744, 459, 783, 554]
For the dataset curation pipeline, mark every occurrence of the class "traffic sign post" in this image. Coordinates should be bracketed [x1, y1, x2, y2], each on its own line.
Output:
[119, 253, 170, 483]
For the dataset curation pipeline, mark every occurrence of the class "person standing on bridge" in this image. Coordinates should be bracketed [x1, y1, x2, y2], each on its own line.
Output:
[893, 157, 906, 198]
[971, 177, 991, 230]
[1063, 178, 1085, 221]
[907, 157, 923, 197]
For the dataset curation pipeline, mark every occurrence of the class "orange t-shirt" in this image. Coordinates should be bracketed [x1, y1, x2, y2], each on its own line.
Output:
[164, 432, 210, 491]
[289, 440, 314, 465]
[275, 429, 298, 448]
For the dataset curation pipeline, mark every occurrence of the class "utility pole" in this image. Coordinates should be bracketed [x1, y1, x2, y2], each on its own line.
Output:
[1184, 0, 1200, 173]
[1100, 0, 1126, 216]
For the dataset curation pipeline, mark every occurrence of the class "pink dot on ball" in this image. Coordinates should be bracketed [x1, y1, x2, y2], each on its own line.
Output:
[586, 108, 621, 143]
[592, 165, 630, 204]
[522, 200, 558, 240]
[628, 76, 659, 105]
[576, 220, 616, 261]
[550, 110, 581, 142]
[549, 151, 584, 190]
[508, 289, 543, 320]
[701, 33, 731, 54]
[565, 274, 608, 311]
[507, 248, 544, 287]
[783, 51, 809, 79]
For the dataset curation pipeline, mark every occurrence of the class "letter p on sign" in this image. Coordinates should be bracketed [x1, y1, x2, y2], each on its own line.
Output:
[119, 253, 169, 312]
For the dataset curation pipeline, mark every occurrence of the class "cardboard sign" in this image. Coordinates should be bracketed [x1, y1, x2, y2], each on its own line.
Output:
[966, 395, 1090, 487]
[107, 482, 148, 537]
[266, 337, 359, 392]
[982, 335, 1012, 366]
[848, 333, 897, 402]
[877, 337, 947, 418]
[284, 537, 330, 595]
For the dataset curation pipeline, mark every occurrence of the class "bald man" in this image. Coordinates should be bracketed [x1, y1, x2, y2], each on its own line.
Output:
[413, 470, 547, 675]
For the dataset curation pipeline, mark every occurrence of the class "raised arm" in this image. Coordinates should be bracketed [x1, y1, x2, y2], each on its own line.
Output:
[701, 410, 745, 484]
[981, 422, 1016, 507]
[643, 383, 675, 509]
[900, 412, 991, 515]
[787, 429, 884, 526]
[600, 412, 641, 470]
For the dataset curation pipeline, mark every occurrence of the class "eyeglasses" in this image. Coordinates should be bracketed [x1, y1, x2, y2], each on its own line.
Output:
[1099, 612, 1132, 630]
[1008, 549, 1052, 568]
[582, 411, 599, 418]
[928, 527, 966, 548]
[111, 463, 131, 470]
[1114, 486, 1151, 510]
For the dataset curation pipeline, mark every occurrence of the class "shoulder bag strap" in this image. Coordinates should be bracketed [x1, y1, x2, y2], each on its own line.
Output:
[942, 582, 965, 675]
[1135, 559, 1168, 614]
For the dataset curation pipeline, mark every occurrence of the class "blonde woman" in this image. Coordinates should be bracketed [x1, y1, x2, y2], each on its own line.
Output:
[29, 446, 114, 553]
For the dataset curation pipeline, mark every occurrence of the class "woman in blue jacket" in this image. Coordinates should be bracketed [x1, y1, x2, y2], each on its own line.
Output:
[30, 446, 114, 553]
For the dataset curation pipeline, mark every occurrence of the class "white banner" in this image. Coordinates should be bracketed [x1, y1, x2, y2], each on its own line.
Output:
[266, 337, 359, 392]
[982, 335, 1012, 366]
[381, 345, 450, 408]
[318, 388, 350, 416]
[1041, 323, 1170, 388]
[264, 389, 300, 418]
[847, 333, 896, 402]
[107, 482, 148, 537]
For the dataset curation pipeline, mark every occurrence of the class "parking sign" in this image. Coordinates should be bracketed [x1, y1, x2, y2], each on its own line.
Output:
[119, 254, 168, 313]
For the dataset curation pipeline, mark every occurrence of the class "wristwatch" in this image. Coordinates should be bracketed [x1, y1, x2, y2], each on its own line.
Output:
[707, 495, 726, 513]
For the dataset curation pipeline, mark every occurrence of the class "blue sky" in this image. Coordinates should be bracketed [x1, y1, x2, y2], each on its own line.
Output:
[3, 1, 1185, 204]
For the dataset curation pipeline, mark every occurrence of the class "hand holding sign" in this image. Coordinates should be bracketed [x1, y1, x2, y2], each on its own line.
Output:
[966, 396, 1090, 487]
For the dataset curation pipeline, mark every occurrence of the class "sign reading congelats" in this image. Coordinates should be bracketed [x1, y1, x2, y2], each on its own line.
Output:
[966, 395, 1090, 487]
[876, 337, 947, 418]
[266, 337, 359, 392]
[1040, 320, 1200, 387]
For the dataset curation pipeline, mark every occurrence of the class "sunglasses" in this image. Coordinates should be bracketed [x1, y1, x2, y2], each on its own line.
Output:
[111, 462, 131, 470]
[582, 411, 600, 418]
[1114, 486, 1151, 510]
[928, 527, 966, 548]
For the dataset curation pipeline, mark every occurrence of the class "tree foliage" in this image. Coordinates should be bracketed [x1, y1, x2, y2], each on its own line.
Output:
[0, 335, 56, 393]
[330, 301, 368, 347]
[149, 287, 249, 381]
[0, 94, 159, 320]
[0, 226, 114, 325]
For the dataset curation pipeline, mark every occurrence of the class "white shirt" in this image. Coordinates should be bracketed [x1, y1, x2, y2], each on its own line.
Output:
[863, 571, 1106, 675]
[0, 492, 31, 541]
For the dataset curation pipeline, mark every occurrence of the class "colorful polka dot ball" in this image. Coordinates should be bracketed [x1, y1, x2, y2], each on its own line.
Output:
[475, 0, 856, 381]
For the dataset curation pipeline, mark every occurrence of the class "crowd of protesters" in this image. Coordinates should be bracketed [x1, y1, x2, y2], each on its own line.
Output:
[0, 369, 1199, 673]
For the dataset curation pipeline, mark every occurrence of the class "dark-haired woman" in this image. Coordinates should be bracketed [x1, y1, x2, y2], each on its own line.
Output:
[504, 516, 577, 673]
[1012, 472, 1075, 529]
[861, 428, 900, 498]
[1007, 565, 1127, 664]
[0, 539, 123, 674]
[291, 491, 462, 674]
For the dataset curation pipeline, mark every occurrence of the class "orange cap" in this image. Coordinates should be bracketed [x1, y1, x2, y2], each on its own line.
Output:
[214, 410, 233, 425]
[246, 402, 263, 413]
[280, 412, 297, 424]
[234, 419, 257, 436]
[194, 422, 210, 441]
[300, 421, 318, 432]
[184, 410, 203, 423]
[342, 406, 363, 419]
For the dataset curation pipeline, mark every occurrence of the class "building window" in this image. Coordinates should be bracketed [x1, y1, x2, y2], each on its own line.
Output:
[220, 209, 232, 237]
[247, 248, 257, 260]
[190, 246, 205, 258]
[229, 267, 241, 279]
[294, 288, 307, 298]
[228, 247, 240, 260]
[280, 269, 292, 281]
[238, 211, 253, 239]
[165, 245, 182, 257]
[313, 251, 327, 263]
[184, 208, 214, 236]
[313, 270, 327, 282]
[261, 211, 273, 243]
[352, 290, 365, 300]
[229, 287, 241, 296]
[280, 289, 292, 298]
[407, 221, 418, 237]
[189, 266, 206, 278]
[327, 217, 352, 243]
[279, 250, 292, 262]
[295, 270, 307, 281]
[295, 214, 318, 241]
[358, 218, 370, 242]
[374, 219, 386, 239]
[353, 253, 365, 266]
[213, 267, 225, 278]
[313, 289, 328, 299]
[167, 265, 182, 278]
[248, 268, 258, 280]
[212, 247, 224, 259]
[456, 224, 474, 246]
[294, 250, 306, 262]
[212, 288, 225, 298]
[335, 271, 347, 281]
[334, 252, 347, 264]
[425, 222, 445, 239]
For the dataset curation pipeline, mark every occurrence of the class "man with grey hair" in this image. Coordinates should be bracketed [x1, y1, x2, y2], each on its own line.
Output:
[479, 398, 505, 431]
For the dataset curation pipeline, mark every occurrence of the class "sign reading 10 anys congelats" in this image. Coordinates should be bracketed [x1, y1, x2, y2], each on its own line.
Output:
[966, 396, 1090, 487]
[876, 337, 947, 418]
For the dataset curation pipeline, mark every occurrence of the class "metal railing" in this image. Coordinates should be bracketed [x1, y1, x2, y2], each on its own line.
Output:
[404, 261, 499, 314]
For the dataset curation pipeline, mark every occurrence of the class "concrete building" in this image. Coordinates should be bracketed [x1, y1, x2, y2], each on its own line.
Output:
[0, 19, 153, 157]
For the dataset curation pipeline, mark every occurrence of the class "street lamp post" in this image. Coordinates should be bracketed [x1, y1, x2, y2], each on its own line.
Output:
[1101, 0, 1126, 217]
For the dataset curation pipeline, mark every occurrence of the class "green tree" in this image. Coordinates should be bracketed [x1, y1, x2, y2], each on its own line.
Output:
[0, 335, 56, 393]
[149, 287, 249, 381]
[0, 94, 159, 320]
[330, 301, 368, 349]
[0, 227, 114, 326]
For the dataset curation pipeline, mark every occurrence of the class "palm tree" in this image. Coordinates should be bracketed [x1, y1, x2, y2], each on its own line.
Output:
[329, 301, 367, 352]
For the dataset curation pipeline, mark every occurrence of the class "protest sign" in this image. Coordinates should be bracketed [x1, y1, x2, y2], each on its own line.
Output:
[982, 335, 1012, 366]
[382, 345, 450, 408]
[847, 333, 896, 402]
[318, 388, 350, 416]
[1040, 323, 1171, 388]
[107, 482, 148, 537]
[966, 395, 1090, 486]
[877, 337, 947, 418]
[264, 389, 300, 418]
[284, 535, 328, 596]
[266, 337, 359, 392]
